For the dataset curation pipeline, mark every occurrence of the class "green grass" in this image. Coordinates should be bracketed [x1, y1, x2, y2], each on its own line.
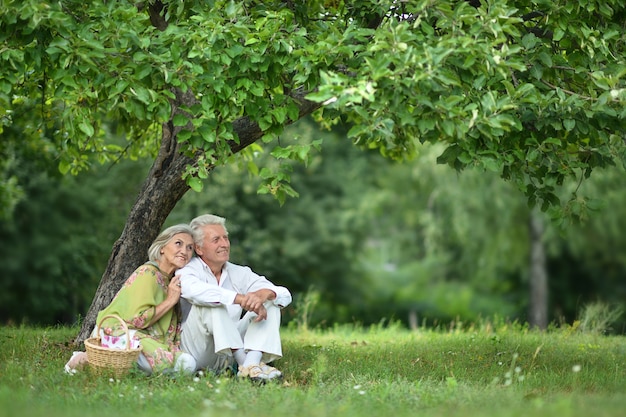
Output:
[1, 321, 625, 417]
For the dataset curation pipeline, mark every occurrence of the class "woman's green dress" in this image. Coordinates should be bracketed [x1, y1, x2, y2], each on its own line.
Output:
[95, 262, 183, 374]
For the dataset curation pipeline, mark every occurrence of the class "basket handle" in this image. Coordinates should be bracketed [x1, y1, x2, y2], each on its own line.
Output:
[96, 314, 134, 352]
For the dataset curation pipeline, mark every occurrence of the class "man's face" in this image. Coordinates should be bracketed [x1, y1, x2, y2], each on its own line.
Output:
[196, 224, 230, 268]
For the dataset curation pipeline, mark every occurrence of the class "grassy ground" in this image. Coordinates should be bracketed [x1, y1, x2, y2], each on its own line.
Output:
[1, 320, 625, 417]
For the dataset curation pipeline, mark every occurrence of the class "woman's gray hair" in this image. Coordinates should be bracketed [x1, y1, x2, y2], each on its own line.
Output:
[147, 224, 194, 262]
[190, 214, 228, 246]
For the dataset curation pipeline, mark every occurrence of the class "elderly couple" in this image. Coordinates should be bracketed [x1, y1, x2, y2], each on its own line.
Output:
[64, 214, 291, 382]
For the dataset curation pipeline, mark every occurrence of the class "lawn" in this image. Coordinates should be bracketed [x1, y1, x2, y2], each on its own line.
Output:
[1, 320, 625, 417]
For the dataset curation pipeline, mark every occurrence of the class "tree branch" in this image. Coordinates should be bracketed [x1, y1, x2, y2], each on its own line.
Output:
[228, 88, 322, 154]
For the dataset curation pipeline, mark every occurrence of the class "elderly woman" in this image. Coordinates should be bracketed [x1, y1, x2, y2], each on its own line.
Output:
[64, 224, 197, 376]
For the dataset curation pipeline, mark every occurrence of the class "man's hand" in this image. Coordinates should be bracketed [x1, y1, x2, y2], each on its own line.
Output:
[235, 289, 276, 321]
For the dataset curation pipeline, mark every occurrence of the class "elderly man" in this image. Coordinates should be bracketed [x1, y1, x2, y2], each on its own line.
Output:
[178, 214, 292, 381]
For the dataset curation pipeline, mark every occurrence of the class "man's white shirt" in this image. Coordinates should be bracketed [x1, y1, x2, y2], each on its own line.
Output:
[178, 256, 292, 323]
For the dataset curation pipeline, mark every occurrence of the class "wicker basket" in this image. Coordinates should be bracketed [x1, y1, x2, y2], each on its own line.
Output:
[85, 314, 142, 377]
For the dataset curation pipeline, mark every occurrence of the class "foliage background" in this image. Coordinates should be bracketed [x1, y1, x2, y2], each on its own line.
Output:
[2, 0, 626, 336]
[1, 118, 625, 331]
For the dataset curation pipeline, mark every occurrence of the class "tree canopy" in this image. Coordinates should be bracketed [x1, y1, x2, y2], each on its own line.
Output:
[1, 0, 625, 340]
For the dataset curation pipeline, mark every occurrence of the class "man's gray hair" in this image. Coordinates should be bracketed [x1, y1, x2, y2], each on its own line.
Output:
[147, 224, 194, 262]
[190, 214, 228, 246]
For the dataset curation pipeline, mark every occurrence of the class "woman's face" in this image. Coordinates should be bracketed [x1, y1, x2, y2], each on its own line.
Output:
[158, 233, 195, 275]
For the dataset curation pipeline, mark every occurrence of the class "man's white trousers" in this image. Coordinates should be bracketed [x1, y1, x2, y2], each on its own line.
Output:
[181, 302, 283, 371]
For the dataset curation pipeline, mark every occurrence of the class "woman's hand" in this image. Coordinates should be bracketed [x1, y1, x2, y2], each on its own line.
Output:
[148, 275, 182, 327]
[166, 275, 182, 302]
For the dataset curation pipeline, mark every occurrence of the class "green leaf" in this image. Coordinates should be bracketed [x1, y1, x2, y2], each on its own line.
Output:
[258, 115, 273, 131]
[482, 158, 500, 172]
[591, 72, 611, 90]
[111, 80, 129, 96]
[543, 138, 562, 146]
[197, 166, 209, 179]
[250, 81, 265, 97]
[537, 52, 552, 68]
[236, 78, 253, 90]
[78, 121, 94, 137]
[173, 114, 189, 127]
[225, 0, 240, 18]
[458, 151, 473, 164]
[521, 33, 538, 49]
[441, 120, 455, 137]
[177, 129, 192, 142]
[58, 159, 71, 175]
[187, 176, 204, 192]
[130, 87, 151, 104]
[563, 119, 576, 131]
[247, 160, 259, 176]
[135, 64, 152, 80]
[530, 65, 543, 80]
[436, 145, 461, 165]
[271, 107, 289, 124]
[553, 28, 565, 42]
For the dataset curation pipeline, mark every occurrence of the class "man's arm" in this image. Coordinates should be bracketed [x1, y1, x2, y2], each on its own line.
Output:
[179, 259, 237, 306]
[234, 265, 293, 308]
[235, 288, 276, 318]
[228, 263, 292, 320]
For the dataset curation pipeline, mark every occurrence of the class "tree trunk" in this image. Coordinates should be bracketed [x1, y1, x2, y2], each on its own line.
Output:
[528, 208, 548, 330]
[76, 88, 320, 343]
[75, 89, 195, 342]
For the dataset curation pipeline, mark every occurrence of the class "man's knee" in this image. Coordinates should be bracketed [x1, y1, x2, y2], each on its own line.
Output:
[265, 302, 282, 321]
